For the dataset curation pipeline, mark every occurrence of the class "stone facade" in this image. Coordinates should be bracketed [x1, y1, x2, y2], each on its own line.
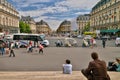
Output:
[76, 14, 90, 34]
[20, 16, 36, 33]
[90, 0, 120, 30]
[36, 20, 52, 35]
[0, 0, 19, 34]
[56, 20, 71, 34]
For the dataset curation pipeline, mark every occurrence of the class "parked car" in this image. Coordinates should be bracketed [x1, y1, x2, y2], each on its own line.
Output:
[84, 35, 92, 40]
[41, 40, 49, 47]
[77, 35, 83, 39]
[72, 35, 77, 38]
[115, 37, 120, 47]
[101, 36, 111, 40]
[4, 34, 13, 40]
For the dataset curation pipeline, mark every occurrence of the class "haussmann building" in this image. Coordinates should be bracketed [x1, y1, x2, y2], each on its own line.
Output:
[76, 14, 90, 34]
[90, 0, 120, 36]
[56, 20, 71, 35]
[20, 16, 36, 33]
[36, 20, 52, 35]
[0, 0, 19, 34]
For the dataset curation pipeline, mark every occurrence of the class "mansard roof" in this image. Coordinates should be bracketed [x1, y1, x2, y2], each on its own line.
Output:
[76, 14, 90, 21]
[60, 20, 71, 26]
[21, 16, 35, 22]
[92, 0, 111, 11]
[36, 20, 48, 25]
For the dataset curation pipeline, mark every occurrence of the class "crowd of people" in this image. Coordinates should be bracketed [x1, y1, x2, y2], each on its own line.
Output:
[0, 36, 119, 80]
[0, 40, 45, 57]
[81, 52, 110, 80]
[0, 41, 16, 57]
[108, 58, 120, 72]
[26, 41, 44, 54]
[82, 38, 97, 48]
[62, 52, 120, 80]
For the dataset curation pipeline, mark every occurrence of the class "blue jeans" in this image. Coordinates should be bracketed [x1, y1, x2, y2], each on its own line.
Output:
[1, 48, 5, 55]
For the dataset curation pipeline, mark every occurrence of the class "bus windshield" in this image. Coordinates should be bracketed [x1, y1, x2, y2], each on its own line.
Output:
[39, 34, 45, 40]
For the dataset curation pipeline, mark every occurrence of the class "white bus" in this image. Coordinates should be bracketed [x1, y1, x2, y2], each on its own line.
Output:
[13, 33, 45, 47]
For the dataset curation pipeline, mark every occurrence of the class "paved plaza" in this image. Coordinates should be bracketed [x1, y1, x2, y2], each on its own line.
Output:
[0, 46, 120, 71]
[0, 37, 120, 80]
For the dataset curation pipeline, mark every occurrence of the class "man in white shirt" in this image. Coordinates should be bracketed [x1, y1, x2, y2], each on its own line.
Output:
[63, 59, 72, 74]
[9, 42, 15, 57]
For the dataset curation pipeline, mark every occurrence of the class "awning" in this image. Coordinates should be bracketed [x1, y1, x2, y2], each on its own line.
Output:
[100, 29, 120, 33]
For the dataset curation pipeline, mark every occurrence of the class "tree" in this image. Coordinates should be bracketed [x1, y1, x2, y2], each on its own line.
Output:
[25, 24, 31, 33]
[19, 21, 25, 33]
[83, 22, 90, 33]
[19, 21, 31, 33]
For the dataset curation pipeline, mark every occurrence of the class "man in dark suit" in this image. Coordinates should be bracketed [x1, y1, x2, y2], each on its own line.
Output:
[102, 39, 106, 48]
[81, 52, 110, 80]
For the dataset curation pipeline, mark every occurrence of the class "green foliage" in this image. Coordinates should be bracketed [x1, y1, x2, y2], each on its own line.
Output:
[83, 22, 90, 33]
[19, 21, 31, 33]
[19, 21, 25, 33]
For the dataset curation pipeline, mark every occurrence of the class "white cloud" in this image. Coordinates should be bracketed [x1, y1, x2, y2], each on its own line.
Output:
[15, 0, 99, 30]
[19, 10, 45, 17]
[75, 12, 90, 15]
[56, 0, 99, 10]
[12, 0, 51, 4]
[43, 6, 68, 13]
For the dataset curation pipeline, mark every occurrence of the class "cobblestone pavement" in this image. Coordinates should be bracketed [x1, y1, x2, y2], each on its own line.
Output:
[0, 71, 119, 80]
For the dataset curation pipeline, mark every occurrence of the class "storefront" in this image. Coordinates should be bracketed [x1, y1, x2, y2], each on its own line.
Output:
[100, 29, 120, 38]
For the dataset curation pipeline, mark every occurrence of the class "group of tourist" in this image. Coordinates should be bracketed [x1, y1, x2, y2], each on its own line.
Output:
[26, 41, 44, 54]
[0, 38, 119, 80]
[82, 38, 97, 48]
[82, 37, 107, 48]
[0, 40, 45, 57]
[108, 58, 120, 72]
[63, 52, 120, 80]
[0, 41, 15, 57]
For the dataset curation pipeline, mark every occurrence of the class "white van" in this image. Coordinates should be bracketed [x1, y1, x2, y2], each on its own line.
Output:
[115, 37, 120, 47]
[4, 34, 13, 40]
[0, 33, 4, 39]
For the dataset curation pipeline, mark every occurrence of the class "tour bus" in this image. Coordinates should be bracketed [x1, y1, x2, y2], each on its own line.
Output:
[13, 33, 46, 48]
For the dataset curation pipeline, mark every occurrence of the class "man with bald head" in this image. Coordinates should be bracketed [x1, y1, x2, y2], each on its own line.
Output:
[81, 52, 110, 80]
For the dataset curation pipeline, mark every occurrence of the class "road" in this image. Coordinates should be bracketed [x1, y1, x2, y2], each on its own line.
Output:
[0, 45, 120, 71]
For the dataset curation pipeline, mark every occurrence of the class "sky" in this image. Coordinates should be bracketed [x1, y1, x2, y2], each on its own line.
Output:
[7, 0, 99, 30]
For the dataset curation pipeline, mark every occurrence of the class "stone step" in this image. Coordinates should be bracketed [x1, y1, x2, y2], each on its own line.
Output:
[0, 71, 119, 80]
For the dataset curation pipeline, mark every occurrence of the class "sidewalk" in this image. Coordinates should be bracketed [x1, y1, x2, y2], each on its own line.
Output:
[0, 71, 119, 80]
